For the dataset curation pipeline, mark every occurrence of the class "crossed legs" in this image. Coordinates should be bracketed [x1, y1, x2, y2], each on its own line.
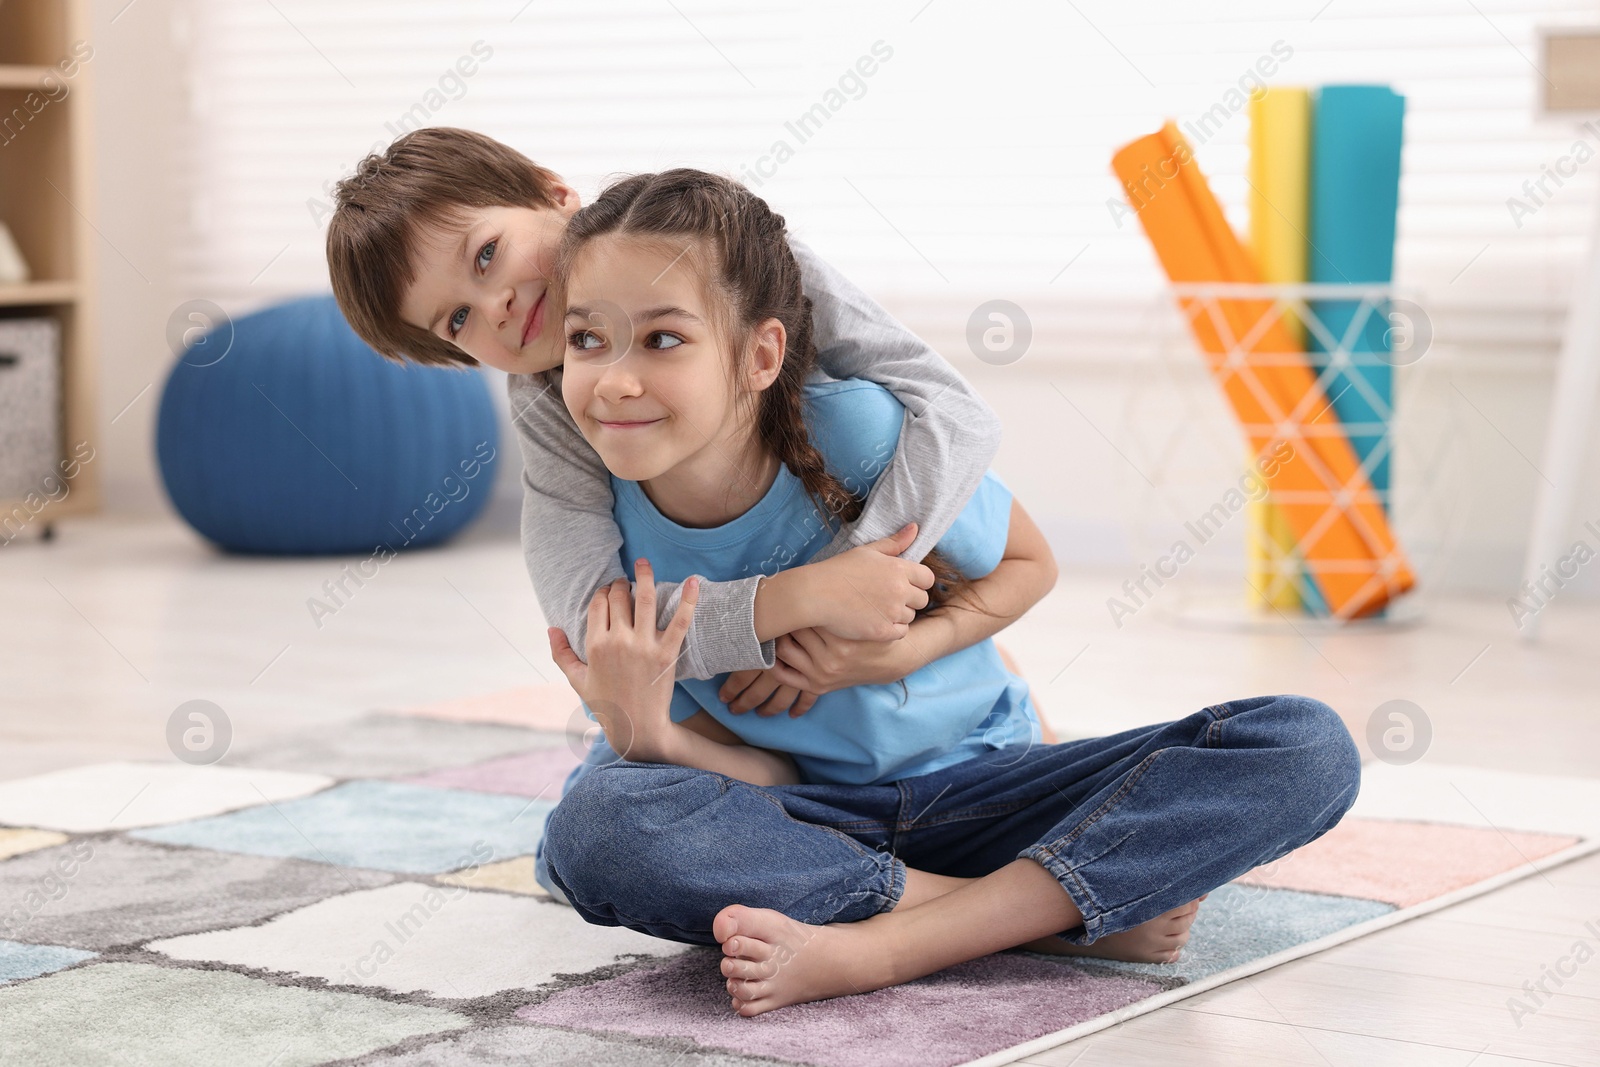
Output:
[543, 694, 1361, 1016]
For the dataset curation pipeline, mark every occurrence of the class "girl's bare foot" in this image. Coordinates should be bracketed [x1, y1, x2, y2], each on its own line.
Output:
[714, 904, 898, 1017]
[710, 865, 1202, 1015]
[1019, 895, 1206, 964]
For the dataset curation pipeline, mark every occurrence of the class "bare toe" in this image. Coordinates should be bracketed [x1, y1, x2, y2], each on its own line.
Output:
[713, 904, 748, 945]
[723, 934, 776, 962]
[727, 975, 770, 1000]
[732, 995, 769, 1018]
[722, 955, 778, 980]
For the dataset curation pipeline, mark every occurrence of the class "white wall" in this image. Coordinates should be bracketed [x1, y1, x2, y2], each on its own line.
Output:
[82, 0, 1600, 605]
[86, 0, 186, 518]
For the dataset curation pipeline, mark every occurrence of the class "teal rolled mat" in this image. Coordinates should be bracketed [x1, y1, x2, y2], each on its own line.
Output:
[1308, 84, 1405, 614]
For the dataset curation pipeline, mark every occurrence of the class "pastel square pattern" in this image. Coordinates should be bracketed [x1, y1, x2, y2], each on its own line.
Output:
[396, 683, 583, 732]
[0, 828, 68, 861]
[0, 837, 394, 949]
[3, 713, 1594, 1067]
[401, 747, 582, 800]
[148, 882, 690, 999]
[0, 961, 468, 1066]
[1063, 882, 1394, 984]
[518, 950, 1167, 1067]
[435, 857, 548, 897]
[130, 780, 553, 874]
[227, 713, 566, 778]
[1235, 817, 1581, 908]
[0, 762, 332, 833]
[0, 940, 94, 985]
[362, 1024, 794, 1066]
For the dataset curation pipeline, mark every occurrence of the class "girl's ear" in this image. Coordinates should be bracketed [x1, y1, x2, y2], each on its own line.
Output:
[746, 317, 786, 391]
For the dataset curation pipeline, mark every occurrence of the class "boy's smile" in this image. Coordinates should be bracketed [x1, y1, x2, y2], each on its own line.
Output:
[399, 190, 579, 375]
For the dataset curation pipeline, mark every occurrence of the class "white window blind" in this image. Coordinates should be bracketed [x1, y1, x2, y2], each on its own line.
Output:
[175, 0, 1600, 365]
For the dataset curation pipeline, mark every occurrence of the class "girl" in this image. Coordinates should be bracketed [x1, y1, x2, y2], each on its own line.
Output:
[543, 169, 1362, 1017]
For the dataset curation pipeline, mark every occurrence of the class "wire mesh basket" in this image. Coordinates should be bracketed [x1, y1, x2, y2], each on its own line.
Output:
[1112, 281, 1474, 632]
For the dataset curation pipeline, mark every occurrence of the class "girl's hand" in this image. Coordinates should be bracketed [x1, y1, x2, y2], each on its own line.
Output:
[808, 523, 935, 642]
[548, 561, 698, 762]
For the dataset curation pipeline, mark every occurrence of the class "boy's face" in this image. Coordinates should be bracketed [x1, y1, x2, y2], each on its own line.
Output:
[399, 186, 579, 374]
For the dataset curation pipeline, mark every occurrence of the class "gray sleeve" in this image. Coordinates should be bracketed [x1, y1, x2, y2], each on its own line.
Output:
[790, 234, 1003, 563]
[507, 371, 774, 680]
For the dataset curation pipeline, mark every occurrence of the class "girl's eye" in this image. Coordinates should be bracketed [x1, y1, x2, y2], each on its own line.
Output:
[568, 330, 604, 352]
[476, 239, 496, 271]
[445, 240, 498, 339]
[646, 331, 683, 350]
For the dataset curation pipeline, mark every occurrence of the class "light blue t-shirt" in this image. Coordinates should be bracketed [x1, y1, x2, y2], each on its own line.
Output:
[584, 376, 1038, 787]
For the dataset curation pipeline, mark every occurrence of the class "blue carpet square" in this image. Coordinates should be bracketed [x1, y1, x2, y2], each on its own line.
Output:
[1054, 882, 1395, 984]
[0, 940, 94, 984]
[130, 781, 554, 874]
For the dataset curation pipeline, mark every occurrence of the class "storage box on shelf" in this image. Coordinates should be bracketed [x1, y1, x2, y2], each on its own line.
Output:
[0, 0, 98, 539]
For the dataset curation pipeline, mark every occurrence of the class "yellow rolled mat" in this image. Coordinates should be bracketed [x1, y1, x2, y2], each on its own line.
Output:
[1247, 87, 1312, 611]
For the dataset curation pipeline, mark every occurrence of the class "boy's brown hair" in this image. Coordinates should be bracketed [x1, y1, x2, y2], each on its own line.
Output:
[325, 126, 565, 368]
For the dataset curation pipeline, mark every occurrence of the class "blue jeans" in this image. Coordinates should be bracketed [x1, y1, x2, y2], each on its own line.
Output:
[538, 694, 1361, 947]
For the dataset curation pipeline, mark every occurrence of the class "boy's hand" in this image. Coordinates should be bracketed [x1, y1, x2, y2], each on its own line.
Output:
[720, 624, 927, 718]
[719, 667, 818, 718]
[547, 561, 698, 762]
[777, 625, 921, 694]
[809, 523, 935, 642]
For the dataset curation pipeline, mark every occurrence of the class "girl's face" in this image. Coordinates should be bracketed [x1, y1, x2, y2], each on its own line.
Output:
[559, 233, 780, 488]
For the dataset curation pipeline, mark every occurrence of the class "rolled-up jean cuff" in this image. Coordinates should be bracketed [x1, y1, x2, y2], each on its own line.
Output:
[599, 846, 904, 939]
[1018, 843, 1102, 945]
[533, 837, 571, 907]
[818, 850, 907, 924]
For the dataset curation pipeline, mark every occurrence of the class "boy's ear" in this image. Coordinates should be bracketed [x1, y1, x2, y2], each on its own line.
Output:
[551, 181, 581, 217]
[746, 318, 786, 391]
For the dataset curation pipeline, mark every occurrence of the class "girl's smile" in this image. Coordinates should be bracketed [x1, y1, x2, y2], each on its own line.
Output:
[596, 416, 666, 430]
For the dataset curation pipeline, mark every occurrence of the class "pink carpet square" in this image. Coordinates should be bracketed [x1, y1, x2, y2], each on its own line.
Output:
[393, 684, 583, 733]
[1236, 817, 1581, 908]
[517, 949, 1165, 1067]
[401, 748, 583, 800]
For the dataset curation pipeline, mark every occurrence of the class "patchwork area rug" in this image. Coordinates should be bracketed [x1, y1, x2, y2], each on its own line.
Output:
[2, 683, 1597, 1067]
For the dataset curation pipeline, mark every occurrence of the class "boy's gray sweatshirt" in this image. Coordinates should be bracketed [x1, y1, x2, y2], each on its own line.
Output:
[506, 236, 1001, 681]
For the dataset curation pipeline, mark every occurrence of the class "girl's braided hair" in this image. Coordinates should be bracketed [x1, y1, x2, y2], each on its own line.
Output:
[556, 169, 990, 620]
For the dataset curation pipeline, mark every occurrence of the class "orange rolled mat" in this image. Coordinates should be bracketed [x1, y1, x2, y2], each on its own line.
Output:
[1111, 122, 1414, 618]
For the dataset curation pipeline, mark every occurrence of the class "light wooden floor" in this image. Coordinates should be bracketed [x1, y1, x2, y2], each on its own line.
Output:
[2, 514, 1597, 1065]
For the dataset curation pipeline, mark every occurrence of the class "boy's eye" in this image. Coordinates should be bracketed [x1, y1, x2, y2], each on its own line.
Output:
[646, 331, 683, 350]
[568, 330, 605, 352]
[445, 239, 499, 340]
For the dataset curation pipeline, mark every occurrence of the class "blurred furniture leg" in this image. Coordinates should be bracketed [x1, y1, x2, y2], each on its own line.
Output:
[1520, 182, 1600, 639]
[1522, 31, 1600, 637]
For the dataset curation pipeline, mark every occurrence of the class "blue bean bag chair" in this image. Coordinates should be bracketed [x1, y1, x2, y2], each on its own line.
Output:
[157, 293, 499, 555]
